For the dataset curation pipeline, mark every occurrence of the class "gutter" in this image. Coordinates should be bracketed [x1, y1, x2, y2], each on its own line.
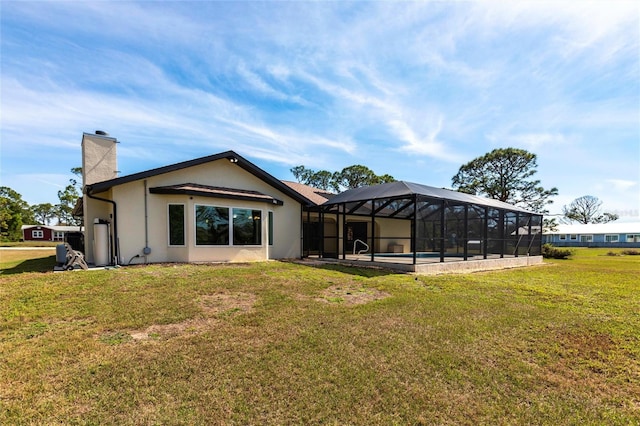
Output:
[85, 185, 119, 265]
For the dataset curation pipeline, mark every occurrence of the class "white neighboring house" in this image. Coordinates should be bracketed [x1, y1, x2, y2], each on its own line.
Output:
[543, 222, 640, 248]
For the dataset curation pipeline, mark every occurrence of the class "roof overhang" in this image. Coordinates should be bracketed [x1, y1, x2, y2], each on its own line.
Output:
[149, 183, 284, 206]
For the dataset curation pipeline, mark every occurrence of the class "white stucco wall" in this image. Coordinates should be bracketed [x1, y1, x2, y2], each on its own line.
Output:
[84, 159, 302, 265]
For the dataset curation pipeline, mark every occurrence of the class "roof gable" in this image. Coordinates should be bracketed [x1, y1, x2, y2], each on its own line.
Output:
[85, 151, 312, 206]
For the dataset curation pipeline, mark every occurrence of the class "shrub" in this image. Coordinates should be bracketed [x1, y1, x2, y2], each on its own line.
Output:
[621, 249, 640, 256]
[542, 244, 573, 259]
[607, 251, 621, 256]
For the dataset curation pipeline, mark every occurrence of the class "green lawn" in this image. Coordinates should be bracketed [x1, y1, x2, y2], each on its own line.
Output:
[1, 249, 638, 424]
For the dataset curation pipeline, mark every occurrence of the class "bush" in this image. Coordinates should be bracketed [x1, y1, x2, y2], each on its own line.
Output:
[542, 244, 573, 259]
[621, 249, 640, 256]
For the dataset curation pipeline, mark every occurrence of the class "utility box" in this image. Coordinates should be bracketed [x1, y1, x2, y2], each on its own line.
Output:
[56, 244, 67, 265]
[94, 222, 110, 266]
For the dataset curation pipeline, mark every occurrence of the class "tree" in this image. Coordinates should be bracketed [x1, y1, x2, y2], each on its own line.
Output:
[56, 168, 83, 226]
[32, 203, 56, 225]
[56, 184, 80, 225]
[0, 186, 31, 241]
[291, 166, 335, 191]
[562, 195, 619, 224]
[451, 148, 558, 213]
[290, 165, 395, 192]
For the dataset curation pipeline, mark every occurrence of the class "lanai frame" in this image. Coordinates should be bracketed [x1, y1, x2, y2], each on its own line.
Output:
[303, 182, 542, 265]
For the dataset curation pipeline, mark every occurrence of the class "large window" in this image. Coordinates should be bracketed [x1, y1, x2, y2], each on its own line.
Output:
[168, 204, 185, 246]
[53, 231, 64, 241]
[605, 234, 619, 243]
[580, 235, 593, 243]
[195, 205, 262, 246]
[32, 230, 44, 239]
[196, 205, 229, 245]
[233, 209, 261, 245]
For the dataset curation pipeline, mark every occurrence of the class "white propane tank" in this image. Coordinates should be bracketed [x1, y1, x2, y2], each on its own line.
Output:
[93, 222, 109, 266]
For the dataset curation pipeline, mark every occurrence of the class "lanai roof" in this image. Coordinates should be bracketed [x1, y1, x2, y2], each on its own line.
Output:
[323, 181, 536, 214]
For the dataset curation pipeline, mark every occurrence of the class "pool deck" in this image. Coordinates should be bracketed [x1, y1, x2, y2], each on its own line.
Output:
[303, 253, 544, 274]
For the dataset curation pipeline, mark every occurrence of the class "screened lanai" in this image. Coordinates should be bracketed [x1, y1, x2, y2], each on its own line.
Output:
[302, 181, 542, 271]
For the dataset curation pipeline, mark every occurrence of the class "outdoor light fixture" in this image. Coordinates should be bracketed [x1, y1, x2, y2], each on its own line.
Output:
[228, 157, 238, 163]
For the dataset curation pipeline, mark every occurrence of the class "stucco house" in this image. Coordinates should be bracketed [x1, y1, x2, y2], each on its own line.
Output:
[543, 222, 640, 248]
[80, 132, 323, 266]
[79, 131, 543, 272]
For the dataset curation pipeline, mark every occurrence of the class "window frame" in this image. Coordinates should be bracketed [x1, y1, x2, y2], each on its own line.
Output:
[268, 211, 274, 246]
[32, 230, 44, 239]
[194, 204, 264, 247]
[604, 234, 619, 243]
[195, 204, 230, 246]
[168, 204, 186, 247]
[579, 234, 593, 243]
[232, 208, 262, 246]
[559, 234, 567, 241]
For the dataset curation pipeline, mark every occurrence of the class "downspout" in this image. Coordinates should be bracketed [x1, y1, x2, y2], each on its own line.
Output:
[143, 180, 151, 262]
[86, 185, 119, 265]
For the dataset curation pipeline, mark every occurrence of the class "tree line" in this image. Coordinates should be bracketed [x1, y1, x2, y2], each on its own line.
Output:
[0, 168, 82, 241]
[1, 148, 618, 241]
[291, 148, 618, 227]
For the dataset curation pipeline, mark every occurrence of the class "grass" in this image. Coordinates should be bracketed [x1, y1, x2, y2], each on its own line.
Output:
[0, 248, 56, 274]
[1, 248, 638, 424]
[1, 241, 59, 247]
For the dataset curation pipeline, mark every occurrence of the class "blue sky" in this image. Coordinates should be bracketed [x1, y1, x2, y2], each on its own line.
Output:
[1, 1, 639, 220]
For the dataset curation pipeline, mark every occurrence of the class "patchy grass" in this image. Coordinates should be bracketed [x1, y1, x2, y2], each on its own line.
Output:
[0, 249, 638, 424]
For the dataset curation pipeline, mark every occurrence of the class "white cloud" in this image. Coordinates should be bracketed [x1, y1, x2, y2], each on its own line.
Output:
[387, 116, 462, 163]
[1, 1, 638, 212]
[486, 131, 569, 150]
[605, 179, 638, 192]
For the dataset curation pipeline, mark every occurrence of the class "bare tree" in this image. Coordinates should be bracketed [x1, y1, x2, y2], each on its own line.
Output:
[562, 195, 618, 224]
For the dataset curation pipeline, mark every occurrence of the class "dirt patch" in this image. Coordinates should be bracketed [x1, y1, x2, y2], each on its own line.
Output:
[317, 284, 390, 306]
[199, 292, 257, 315]
[124, 292, 257, 341]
